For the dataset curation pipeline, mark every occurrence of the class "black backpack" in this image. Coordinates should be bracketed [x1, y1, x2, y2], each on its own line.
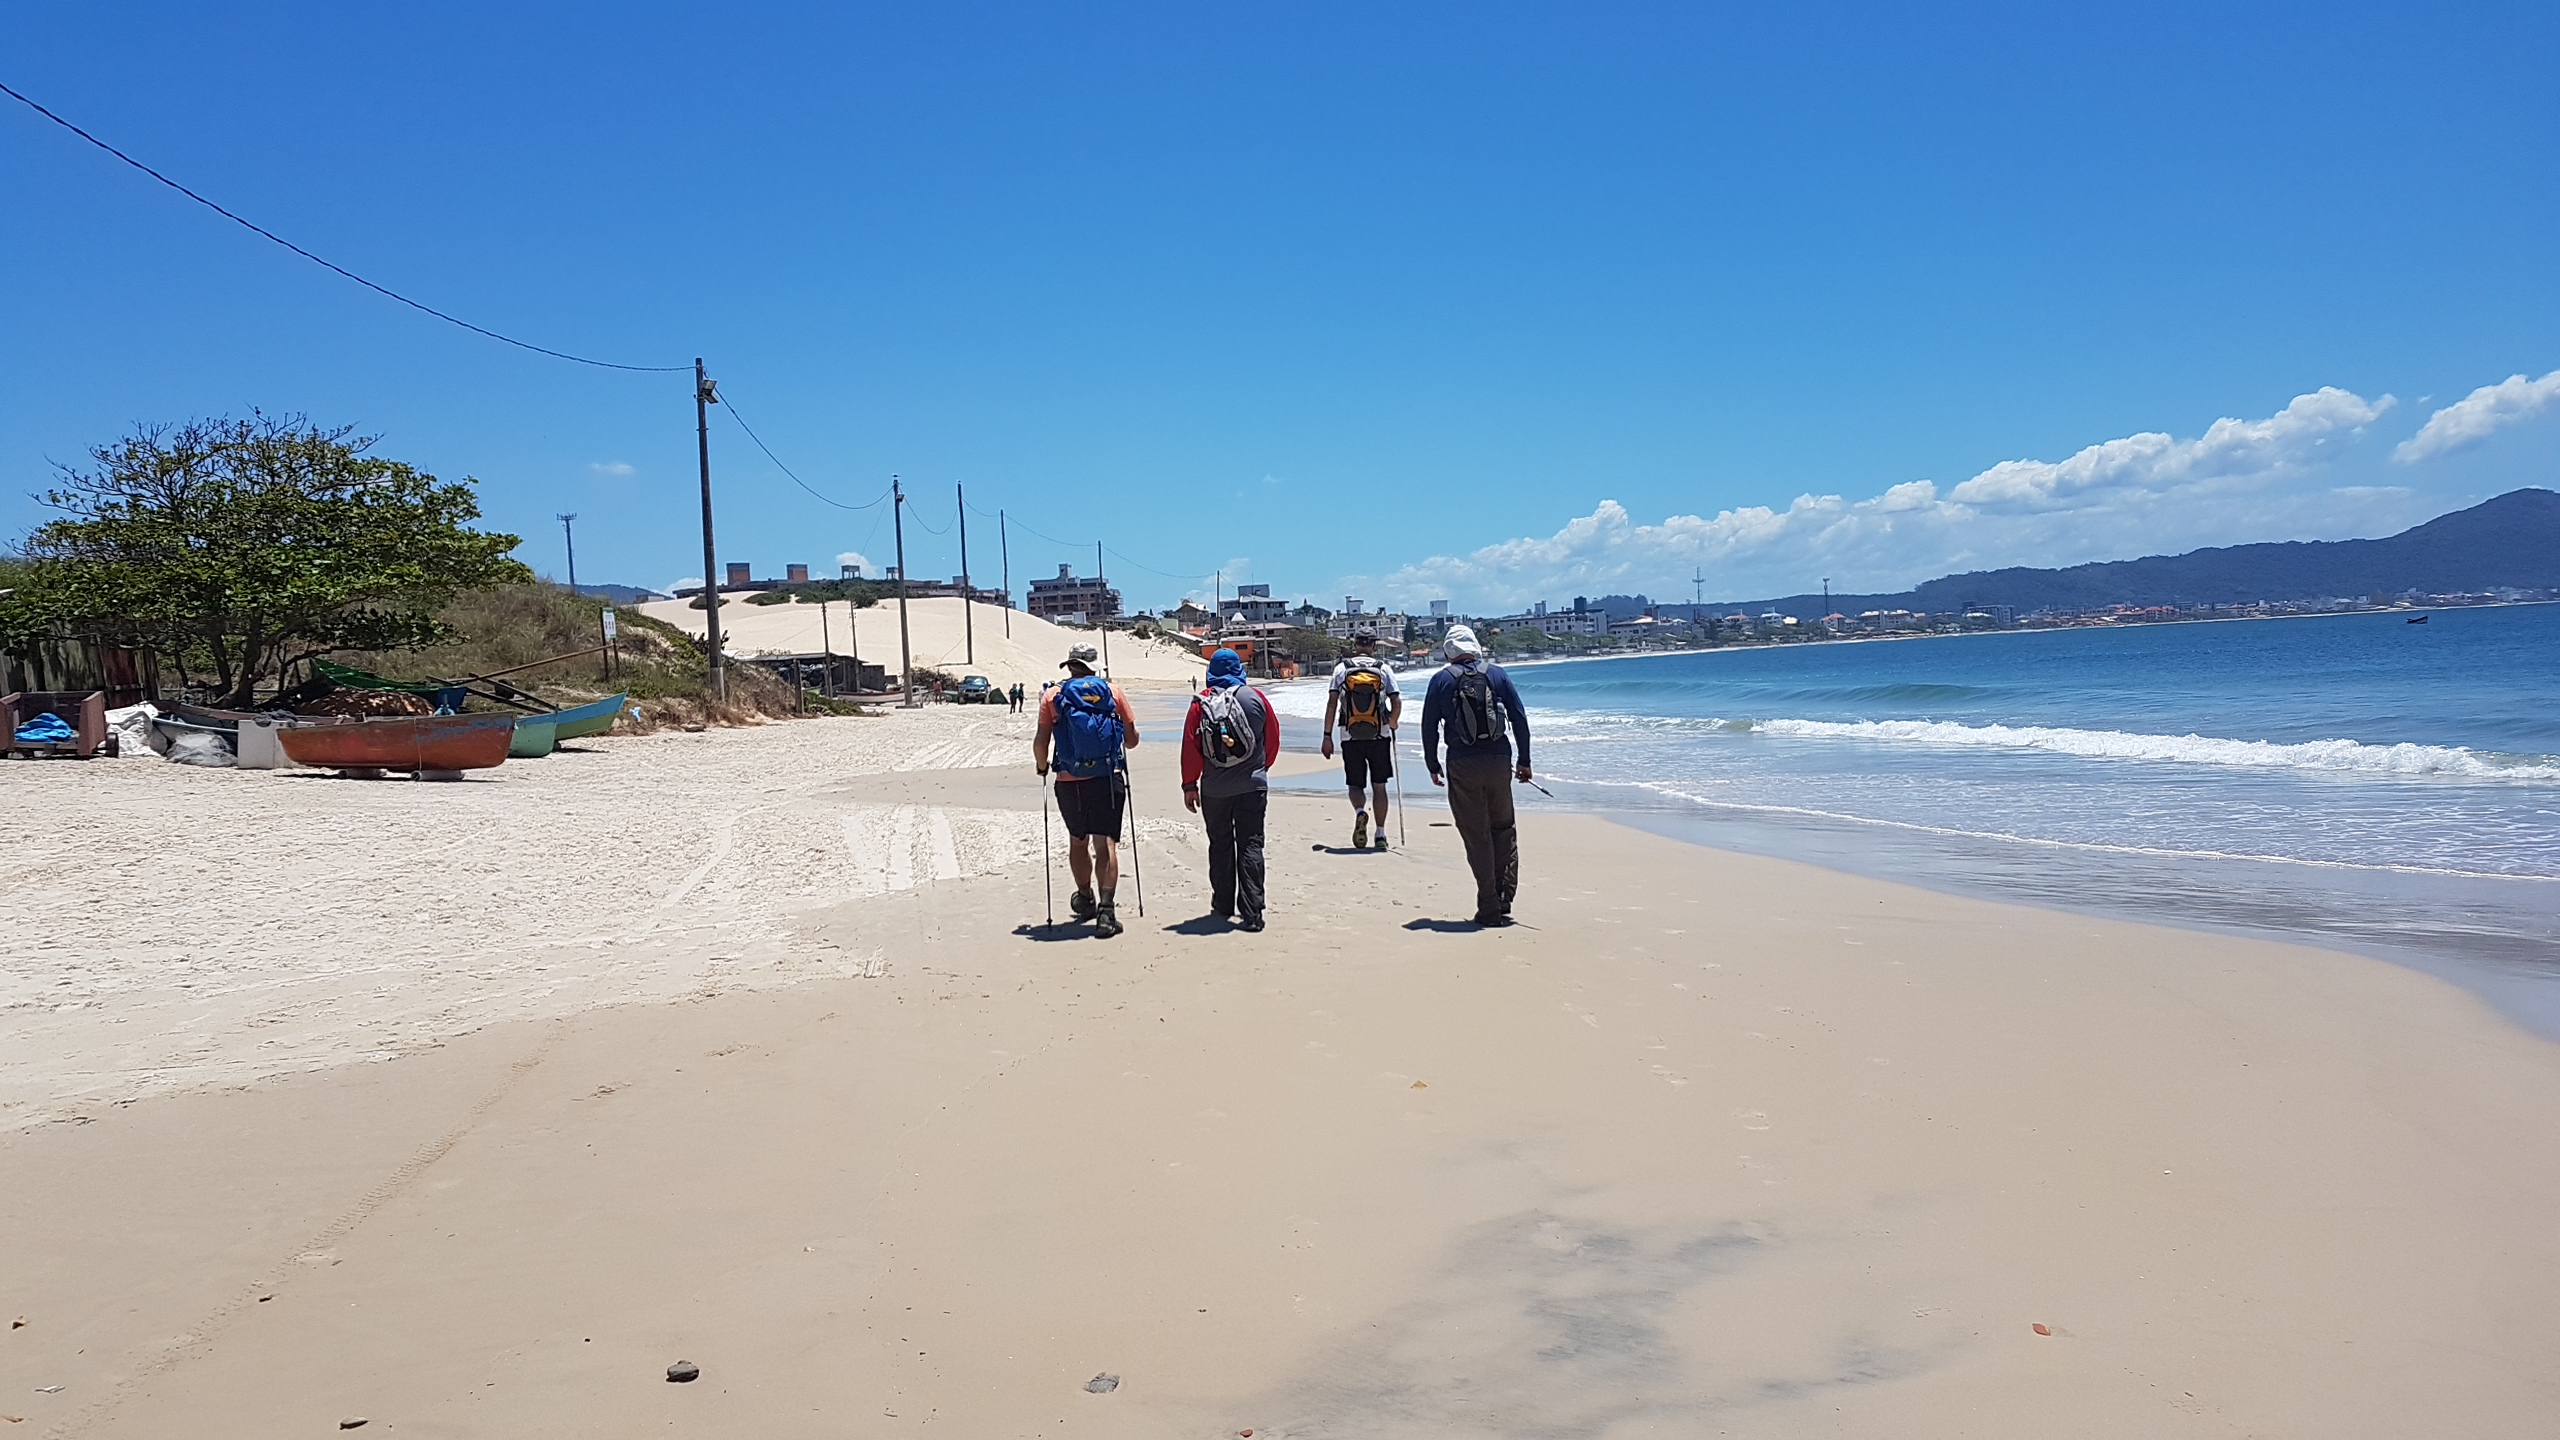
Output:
[1449, 666, 1507, 746]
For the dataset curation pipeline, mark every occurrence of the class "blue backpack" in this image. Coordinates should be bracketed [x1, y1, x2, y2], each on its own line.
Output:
[1050, 676, 1124, 779]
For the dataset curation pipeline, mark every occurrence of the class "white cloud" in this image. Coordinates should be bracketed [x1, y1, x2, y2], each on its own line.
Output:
[1357, 387, 2412, 611]
[1947, 387, 2390, 507]
[835, 550, 875, 577]
[2394, 369, 2560, 464]
[589, 461, 636, 476]
[667, 576, 704, 595]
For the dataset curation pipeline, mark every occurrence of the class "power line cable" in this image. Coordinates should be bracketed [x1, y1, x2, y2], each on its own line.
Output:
[960, 493, 1210, 586]
[1104, 545, 1209, 583]
[720, 396, 890, 511]
[998, 511, 1089, 551]
[903, 495, 952, 536]
[0, 79, 688, 374]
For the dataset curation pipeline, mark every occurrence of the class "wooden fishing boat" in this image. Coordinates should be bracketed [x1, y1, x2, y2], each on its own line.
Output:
[508, 719, 558, 758]
[277, 713, 514, 773]
[540, 692, 629, 741]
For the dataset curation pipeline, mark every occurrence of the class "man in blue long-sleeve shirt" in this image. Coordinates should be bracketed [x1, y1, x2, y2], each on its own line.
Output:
[1420, 624, 1532, 926]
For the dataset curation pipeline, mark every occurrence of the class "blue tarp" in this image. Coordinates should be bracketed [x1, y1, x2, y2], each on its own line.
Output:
[13, 712, 75, 744]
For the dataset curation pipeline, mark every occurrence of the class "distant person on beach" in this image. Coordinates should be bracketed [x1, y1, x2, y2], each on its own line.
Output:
[1320, 631, 1403, 850]
[1421, 624, 1532, 927]
[1010, 682, 1025, 713]
[1180, 647, 1281, 931]
[1035, 642, 1140, 937]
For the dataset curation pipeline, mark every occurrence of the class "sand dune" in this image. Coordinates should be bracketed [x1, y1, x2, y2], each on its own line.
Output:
[635, 592, 1208, 690]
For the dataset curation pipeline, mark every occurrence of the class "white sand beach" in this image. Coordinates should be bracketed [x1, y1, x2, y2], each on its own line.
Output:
[4, 704, 2557, 1437]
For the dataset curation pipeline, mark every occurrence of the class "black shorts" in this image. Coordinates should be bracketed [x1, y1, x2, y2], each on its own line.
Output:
[1054, 773, 1124, 840]
[1340, 736, 1394, 788]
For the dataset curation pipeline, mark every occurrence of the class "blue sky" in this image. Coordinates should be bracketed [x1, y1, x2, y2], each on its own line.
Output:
[5, 4, 2556, 612]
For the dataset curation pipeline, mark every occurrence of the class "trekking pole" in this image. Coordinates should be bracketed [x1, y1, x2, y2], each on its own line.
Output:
[1393, 725, 1408, 847]
[1041, 775, 1055, 927]
[1120, 765, 1146, 918]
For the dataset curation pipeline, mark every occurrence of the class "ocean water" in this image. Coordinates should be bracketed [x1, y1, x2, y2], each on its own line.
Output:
[1270, 605, 2560, 1036]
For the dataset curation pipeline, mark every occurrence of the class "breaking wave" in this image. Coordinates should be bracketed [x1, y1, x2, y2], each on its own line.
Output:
[1729, 717, 2560, 782]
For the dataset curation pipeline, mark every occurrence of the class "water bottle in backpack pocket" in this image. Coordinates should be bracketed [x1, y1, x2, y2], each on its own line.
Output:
[1193, 687, 1263, 769]
[1052, 676, 1125, 778]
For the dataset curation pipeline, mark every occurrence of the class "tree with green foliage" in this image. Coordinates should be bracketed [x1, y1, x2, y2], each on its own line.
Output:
[13, 414, 530, 706]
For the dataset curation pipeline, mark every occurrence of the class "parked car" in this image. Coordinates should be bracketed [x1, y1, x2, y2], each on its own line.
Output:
[955, 675, 995, 704]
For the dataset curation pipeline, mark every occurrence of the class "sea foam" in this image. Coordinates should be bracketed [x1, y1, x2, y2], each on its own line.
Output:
[1737, 717, 2560, 782]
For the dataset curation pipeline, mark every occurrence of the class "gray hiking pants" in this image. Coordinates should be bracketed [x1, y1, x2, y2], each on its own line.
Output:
[1201, 788, 1268, 922]
[1445, 754, 1518, 919]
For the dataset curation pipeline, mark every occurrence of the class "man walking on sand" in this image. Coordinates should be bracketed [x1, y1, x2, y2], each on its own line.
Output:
[1180, 648, 1281, 931]
[1421, 624, 1532, 927]
[1320, 631, 1403, 850]
[1034, 643, 1140, 937]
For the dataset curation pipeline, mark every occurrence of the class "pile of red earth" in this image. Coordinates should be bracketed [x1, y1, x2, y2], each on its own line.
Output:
[296, 688, 434, 718]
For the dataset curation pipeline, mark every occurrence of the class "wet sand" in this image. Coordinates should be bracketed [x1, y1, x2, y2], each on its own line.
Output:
[4, 706, 2557, 1437]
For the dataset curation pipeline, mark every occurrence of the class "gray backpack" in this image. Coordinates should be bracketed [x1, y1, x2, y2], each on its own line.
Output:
[1194, 686, 1263, 768]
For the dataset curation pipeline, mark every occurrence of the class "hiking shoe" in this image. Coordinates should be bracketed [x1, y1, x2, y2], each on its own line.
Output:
[1473, 913, 1514, 928]
[1352, 812, 1370, 849]
[1071, 889, 1097, 921]
[1372, 830, 1390, 851]
[1094, 906, 1124, 939]
[1240, 915, 1265, 933]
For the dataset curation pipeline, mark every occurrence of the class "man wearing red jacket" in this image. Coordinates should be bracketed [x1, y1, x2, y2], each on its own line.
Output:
[1179, 647, 1281, 932]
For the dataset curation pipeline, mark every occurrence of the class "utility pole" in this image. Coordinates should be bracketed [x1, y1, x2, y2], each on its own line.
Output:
[1096, 540, 1110, 676]
[819, 599, 833, 697]
[893, 476, 917, 707]
[694, 359, 726, 699]
[957, 481, 973, 666]
[999, 509, 1011, 639]
[559, 514, 580, 594]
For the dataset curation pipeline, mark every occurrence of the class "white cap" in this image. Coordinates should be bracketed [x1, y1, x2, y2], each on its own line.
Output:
[1443, 624, 1480, 657]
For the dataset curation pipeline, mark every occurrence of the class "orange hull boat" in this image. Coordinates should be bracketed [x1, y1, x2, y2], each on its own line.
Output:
[277, 713, 515, 772]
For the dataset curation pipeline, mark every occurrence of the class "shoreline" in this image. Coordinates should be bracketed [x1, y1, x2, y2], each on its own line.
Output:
[1479, 594, 2560, 674]
[1270, 761, 2560, 1042]
[7, 707, 2558, 1435]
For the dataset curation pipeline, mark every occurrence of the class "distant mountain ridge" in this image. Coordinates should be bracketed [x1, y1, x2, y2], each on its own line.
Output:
[573, 583, 668, 604]
[1673, 488, 2560, 621]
